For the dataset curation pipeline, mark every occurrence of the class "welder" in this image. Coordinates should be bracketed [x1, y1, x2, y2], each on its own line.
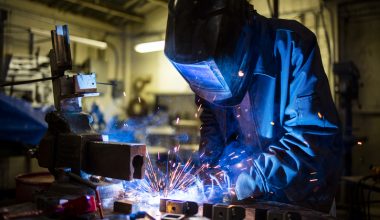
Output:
[164, 0, 343, 214]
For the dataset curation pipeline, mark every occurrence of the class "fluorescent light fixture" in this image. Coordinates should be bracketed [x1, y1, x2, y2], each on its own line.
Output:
[134, 40, 165, 53]
[31, 28, 108, 50]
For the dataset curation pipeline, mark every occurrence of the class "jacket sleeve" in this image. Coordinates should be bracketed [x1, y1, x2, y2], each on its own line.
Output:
[196, 96, 226, 166]
[236, 30, 342, 211]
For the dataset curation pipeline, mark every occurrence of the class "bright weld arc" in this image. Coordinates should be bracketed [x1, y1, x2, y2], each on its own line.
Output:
[122, 150, 234, 213]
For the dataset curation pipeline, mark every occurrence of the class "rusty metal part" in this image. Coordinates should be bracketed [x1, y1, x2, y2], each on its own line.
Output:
[160, 199, 198, 216]
[37, 111, 146, 180]
[113, 200, 134, 214]
[160, 198, 169, 212]
[84, 142, 146, 180]
[202, 203, 213, 219]
[212, 204, 245, 220]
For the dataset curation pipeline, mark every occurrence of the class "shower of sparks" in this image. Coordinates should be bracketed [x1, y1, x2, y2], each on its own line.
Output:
[122, 148, 234, 212]
[143, 151, 207, 197]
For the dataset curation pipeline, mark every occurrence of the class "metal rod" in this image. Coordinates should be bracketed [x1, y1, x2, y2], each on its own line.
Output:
[0, 76, 58, 87]
[273, 0, 279, 18]
[0, 10, 7, 84]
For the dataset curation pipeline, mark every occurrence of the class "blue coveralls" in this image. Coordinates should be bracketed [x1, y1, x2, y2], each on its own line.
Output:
[196, 14, 343, 212]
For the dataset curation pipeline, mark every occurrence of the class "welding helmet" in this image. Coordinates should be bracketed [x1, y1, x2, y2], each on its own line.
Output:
[165, 0, 256, 106]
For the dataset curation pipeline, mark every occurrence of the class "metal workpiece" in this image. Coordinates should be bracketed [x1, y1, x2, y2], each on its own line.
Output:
[202, 203, 213, 219]
[113, 200, 135, 214]
[212, 204, 245, 220]
[37, 110, 102, 172]
[84, 142, 146, 180]
[38, 132, 102, 171]
[73, 74, 97, 93]
[160, 198, 169, 212]
[266, 210, 302, 220]
[159, 199, 199, 216]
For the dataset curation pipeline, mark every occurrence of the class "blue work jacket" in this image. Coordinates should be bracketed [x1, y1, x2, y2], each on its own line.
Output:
[197, 14, 343, 213]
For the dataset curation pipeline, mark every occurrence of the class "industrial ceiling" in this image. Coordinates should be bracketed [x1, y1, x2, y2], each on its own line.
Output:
[29, 0, 168, 26]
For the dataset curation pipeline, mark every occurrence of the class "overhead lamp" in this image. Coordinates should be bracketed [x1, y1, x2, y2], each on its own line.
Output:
[31, 28, 108, 50]
[134, 40, 165, 53]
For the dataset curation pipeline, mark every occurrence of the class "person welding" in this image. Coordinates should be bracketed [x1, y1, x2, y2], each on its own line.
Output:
[164, 0, 343, 213]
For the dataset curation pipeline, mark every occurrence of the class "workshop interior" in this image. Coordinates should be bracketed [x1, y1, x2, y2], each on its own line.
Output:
[0, 0, 379, 219]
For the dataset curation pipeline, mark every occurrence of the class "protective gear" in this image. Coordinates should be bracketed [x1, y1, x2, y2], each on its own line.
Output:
[192, 14, 342, 213]
[0, 93, 47, 145]
[165, 0, 256, 106]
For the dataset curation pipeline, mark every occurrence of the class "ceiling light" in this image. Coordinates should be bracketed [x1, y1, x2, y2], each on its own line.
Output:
[31, 28, 108, 50]
[134, 40, 165, 53]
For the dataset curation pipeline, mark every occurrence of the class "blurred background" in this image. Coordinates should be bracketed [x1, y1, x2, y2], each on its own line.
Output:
[0, 0, 379, 219]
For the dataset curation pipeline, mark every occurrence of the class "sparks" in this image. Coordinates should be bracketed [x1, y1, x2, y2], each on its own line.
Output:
[317, 112, 323, 119]
[197, 104, 202, 112]
[238, 70, 244, 77]
[122, 149, 234, 212]
[141, 151, 206, 197]
[231, 155, 239, 160]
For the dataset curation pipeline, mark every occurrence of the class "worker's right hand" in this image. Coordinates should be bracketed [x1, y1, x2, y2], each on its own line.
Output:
[235, 170, 265, 200]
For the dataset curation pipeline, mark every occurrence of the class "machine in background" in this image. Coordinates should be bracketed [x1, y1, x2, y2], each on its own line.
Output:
[11, 25, 147, 219]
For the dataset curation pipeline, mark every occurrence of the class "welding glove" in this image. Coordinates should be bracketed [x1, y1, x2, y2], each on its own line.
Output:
[218, 142, 252, 167]
[235, 168, 266, 200]
[216, 142, 254, 182]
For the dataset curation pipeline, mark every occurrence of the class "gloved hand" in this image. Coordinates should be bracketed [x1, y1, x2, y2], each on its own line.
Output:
[218, 142, 252, 167]
[216, 142, 254, 184]
[235, 169, 265, 200]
